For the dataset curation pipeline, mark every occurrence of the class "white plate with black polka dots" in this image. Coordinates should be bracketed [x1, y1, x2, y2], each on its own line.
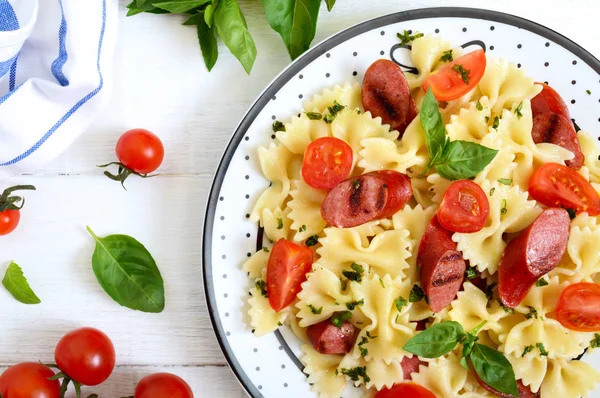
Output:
[202, 7, 600, 398]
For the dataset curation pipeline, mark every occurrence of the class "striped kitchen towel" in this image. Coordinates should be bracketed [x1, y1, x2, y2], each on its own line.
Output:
[0, 0, 118, 172]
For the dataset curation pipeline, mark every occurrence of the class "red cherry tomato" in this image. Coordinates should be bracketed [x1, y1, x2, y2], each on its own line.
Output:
[267, 239, 315, 312]
[302, 137, 353, 189]
[438, 180, 490, 233]
[116, 128, 164, 174]
[531, 82, 570, 119]
[556, 282, 600, 332]
[0, 209, 20, 236]
[134, 372, 193, 398]
[529, 163, 600, 216]
[55, 327, 116, 386]
[375, 382, 437, 398]
[423, 49, 487, 101]
[0, 362, 60, 398]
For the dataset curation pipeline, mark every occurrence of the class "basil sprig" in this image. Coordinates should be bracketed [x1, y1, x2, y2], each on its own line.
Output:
[420, 88, 498, 180]
[403, 320, 518, 397]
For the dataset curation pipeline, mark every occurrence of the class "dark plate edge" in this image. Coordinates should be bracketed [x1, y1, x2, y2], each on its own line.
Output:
[202, 7, 600, 398]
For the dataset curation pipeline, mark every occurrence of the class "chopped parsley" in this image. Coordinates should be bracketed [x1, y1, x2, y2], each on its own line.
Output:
[277, 218, 283, 229]
[535, 278, 549, 287]
[440, 49, 454, 63]
[497, 178, 512, 185]
[525, 306, 538, 319]
[515, 101, 524, 119]
[500, 199, 508, 215]
[307, 304, 323, 315]
[590, 333, 600, 348]
[340, 277, 348, 291]
[331, 311, 352, 328]
[492, 116, 500, 130]
[342, 263, 365, 283]
[305, 235, 319, 247]
[299, 224, 307, 232]
[379, 278, 385, 288]
[255, 280, 268, 297]
[496, 298, 515, 314]
[489, 187, 496, 196]
[451, 64, 471, 84]
[324, 101, 345, 124]
[536, 342, 549, 356]
[476, 100, 483, 111]
[522, 345, 535, 357]
[262, 247, 270, 253]
[340, 366, 370, 384]
[587, 89, 592, 95]
[277, 321, 283, 326]
[395, 296, 408, 312]
[409, 284, 425, 303]
[486, 282, 497, 301]
[272, 120, 286, 132]
[396, 30, 424, 46]
[485, 116, 490, 124]
[305, 112, 323, 120]
[358, 335, 369, 357]
[352, 179, 360, 189]
[465, 267, 477, 281]
[346, 298, 365, 310]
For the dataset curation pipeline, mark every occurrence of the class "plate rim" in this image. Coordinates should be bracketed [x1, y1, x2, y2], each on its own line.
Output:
[202, 7, 600, 398]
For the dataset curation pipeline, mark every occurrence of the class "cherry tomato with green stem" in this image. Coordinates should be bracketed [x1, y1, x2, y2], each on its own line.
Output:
[0, 184, 36, 236]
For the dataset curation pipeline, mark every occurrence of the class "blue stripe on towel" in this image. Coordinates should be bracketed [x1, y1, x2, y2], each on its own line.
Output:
[51, 0, 69, 86]
[0, 53, 16, 78]
[0, 0, 19, 31]
[0, 0, 107, 166]
[9, 53, 17, 90]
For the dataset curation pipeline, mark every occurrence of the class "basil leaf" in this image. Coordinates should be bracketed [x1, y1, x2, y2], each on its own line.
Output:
[470, 343, 518, 397]
[214, 0, 257, 74]
[403, 321, 464, 358]
[87, 226, 165, 313]
[261, 0, 321, 60]
[154, 0, 211, 13]
[2, 261, 41, 304]
[324, 0, 336, 11]
[126, 1, 170, 16]
[197, 16, 219, 71]
[435, 140, 498, 180]
[204, 0, 219, 27]
[420, 88, 447, 166]
[183, 13, 203, 25]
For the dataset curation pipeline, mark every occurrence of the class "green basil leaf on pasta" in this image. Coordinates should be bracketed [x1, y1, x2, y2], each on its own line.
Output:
[261, 0, 321, 60]
[2, 261, 41, 304]
[214, 0, 257, 73]
[197, 15, 219, 71]
[435, 140, 498, 180]
[470, 343, 518, 397]
[87, 226, 165, 313]
[154, 0, 212, 13]
[403, 321, 464, 358]
[420, 88, 448, 166]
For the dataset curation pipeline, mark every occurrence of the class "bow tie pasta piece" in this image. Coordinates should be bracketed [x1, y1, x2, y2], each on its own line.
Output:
[410, 352, 470, 398]
[579, 130, 600, 184]
[448, 282, 509, 334]
[296, 266, 356, 327]
[247, 269, 295, 336]
[300, 344, 347, 398]
[453, 180, 542, 274]
[445, 96, 492, 142]
[303, 83, 363, 114]
[540, 357, 600, 398]
[477, 58, 542, 117]
[404, 35, 458, 90]
[317, 224, 411, 281]
[242, 249, 270, 279]
[261, 206, 293, 242]
[499, 277, 593, 360]
[337, 354, 404, 390]
[275, 113, 331, 155]
[349, 275, 417, 364]
[507, 353, 547, 394]
[330, 109, 398, 155]
[287, 179, 327, 242]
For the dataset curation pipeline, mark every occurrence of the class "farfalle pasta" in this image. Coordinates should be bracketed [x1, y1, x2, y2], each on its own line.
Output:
[244, 34, 600, 397]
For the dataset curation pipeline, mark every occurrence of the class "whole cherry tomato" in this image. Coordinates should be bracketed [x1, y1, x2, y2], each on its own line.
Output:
[134, 373, 193, 398]
[0, 362, 60, 398]
[0, 185, 36, 236]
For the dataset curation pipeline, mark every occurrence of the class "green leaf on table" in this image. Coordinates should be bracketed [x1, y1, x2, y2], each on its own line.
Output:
[87, 226, 165, 313]
[2, 261, 41, 304]
[470, 343, 518, 397]
[324, 0, 336, 11]
[214, 0, 257, 74]
[126, 1, 170, 16]
[420, 88, 448, 166]
[197, 15, 219, 71]
[154, 0, 211, 14]
[403, 321, 464, 358]
[261, 0, 321, 60]
[204, 0, 219, 27]
[435, 140, 499, 180]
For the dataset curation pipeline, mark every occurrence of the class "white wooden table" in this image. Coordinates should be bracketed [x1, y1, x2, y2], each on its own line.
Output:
[1, 0, 598, 396]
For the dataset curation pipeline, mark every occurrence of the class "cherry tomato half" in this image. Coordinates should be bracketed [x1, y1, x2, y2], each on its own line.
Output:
[0, 362, 60, 398]
[55, 327, 116, 386]
[267, 239, 315, 312]
[134, 373, 193, 398]
[531, 82, 570, 119]
[116, 128, 164, 174]
[423, 49, 487, 101]
[438, 180, 490, 233]
[302, 137, 353, 189]
[529, 163, 600, 216]
[0, 209, 20, 236]
[556, 282, 600, 332]
[375, 382, 436, 398]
